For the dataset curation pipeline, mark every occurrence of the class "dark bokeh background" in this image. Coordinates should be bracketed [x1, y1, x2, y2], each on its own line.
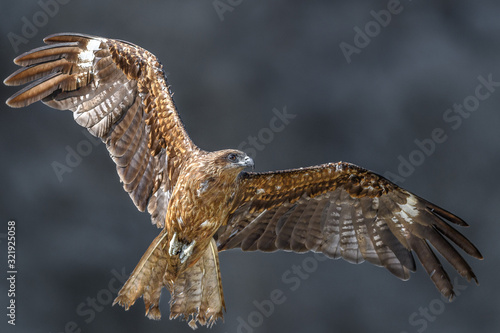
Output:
[1, 1, 499, 333]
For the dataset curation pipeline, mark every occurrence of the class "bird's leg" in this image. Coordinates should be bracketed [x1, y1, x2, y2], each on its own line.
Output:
[168, 232, 181, 256]
[170, 238, 226, 328]
[168, 231, 196, 263]
[180, 240, 196, 264]
[166, 231, 198, 282]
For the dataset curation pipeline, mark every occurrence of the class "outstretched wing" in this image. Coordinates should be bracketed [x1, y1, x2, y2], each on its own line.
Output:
[4, 33, 199, 227]
[217, 162, 482, 298]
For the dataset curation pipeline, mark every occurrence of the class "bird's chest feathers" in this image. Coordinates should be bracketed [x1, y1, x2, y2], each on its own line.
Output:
[167, 170, 239, 235]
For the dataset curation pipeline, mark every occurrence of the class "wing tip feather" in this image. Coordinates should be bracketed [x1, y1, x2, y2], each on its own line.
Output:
[427, 202, 469, 227]
[43, 32, 97, 44]
[4, 70, 21, 86]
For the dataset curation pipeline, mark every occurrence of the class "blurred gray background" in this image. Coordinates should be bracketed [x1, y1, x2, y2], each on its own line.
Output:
[1, 1, 499, 333]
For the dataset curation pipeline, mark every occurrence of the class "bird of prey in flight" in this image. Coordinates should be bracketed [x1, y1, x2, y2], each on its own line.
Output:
[4, 33, 482, 329]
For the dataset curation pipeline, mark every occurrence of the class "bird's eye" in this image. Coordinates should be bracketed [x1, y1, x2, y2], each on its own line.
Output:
[227, 153, 237, 162]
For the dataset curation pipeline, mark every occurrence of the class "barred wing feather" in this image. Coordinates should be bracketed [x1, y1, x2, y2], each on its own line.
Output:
[5, 33, 198, 228]
[217, 162, 482, 299]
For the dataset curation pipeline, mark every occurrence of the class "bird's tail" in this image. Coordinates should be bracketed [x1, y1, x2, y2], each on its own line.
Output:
[170, 238, 226, 328]
[113, 232, 225, 328]
[113, 228, 170, 319]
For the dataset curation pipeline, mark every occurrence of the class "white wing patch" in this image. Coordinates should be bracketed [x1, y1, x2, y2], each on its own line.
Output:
[78, 38, 102, 68]
[396, 194, 419, 224]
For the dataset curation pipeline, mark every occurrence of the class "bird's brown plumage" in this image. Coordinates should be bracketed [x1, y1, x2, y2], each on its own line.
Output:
[4, 33, 482, 329]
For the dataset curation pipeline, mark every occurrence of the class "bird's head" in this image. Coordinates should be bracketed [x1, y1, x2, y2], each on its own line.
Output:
[220, 149, 254, 169]
[209, 149, 254, 176]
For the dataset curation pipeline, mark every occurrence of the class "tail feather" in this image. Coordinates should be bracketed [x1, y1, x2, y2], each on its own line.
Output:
[169, 238, 225, 329]
[113, 228, 169, 315]
[113, 233, 225, 329]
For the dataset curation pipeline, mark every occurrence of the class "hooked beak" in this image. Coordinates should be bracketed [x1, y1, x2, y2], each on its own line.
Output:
[241, 155, 254, 169]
